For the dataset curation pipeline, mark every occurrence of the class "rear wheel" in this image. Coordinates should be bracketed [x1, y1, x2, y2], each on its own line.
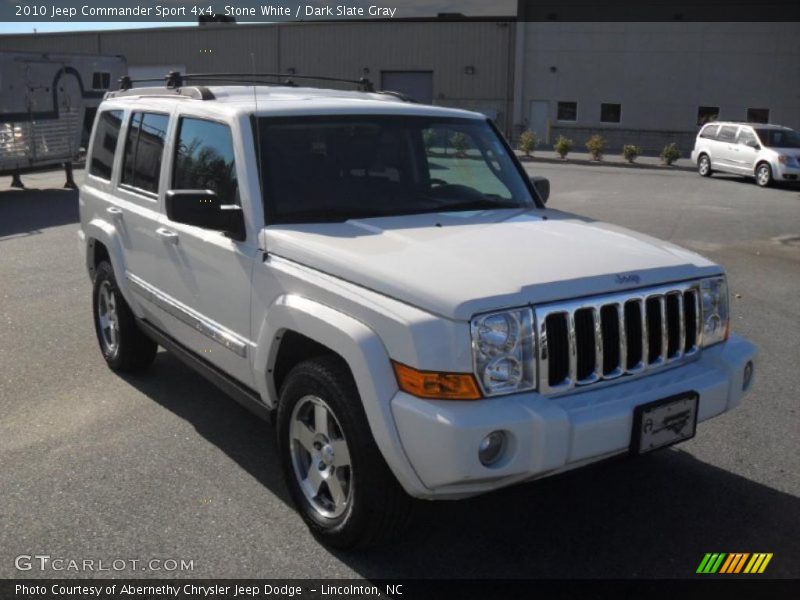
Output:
[697, 154, 712, 177]
[92, 261, 157, 372]
[755, 162, 772, 187]
[277, 356, 413, 548]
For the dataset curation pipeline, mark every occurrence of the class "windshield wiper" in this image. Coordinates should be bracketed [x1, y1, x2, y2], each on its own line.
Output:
[434, 199, 521, 212]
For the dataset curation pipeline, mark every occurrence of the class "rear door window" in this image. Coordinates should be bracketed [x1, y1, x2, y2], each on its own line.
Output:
[88, 110, 123, 180]
[717, 126, 738, 143]
[121, 112, 170, 195]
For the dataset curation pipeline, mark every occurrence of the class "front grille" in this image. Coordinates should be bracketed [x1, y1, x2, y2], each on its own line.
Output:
[535, 282, 702, 394]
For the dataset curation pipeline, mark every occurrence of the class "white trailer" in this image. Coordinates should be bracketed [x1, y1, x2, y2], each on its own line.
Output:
[0, 51, 126, 187]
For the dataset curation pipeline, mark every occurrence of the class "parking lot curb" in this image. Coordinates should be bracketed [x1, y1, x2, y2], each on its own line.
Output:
[518, 155, 696, 173]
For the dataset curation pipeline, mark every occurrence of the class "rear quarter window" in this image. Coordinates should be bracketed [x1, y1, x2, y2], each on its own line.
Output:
[699, 124, 719, 140]
[88, 110, 123, 181]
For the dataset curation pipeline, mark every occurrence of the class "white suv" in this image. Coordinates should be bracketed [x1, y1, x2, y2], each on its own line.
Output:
[691, 121, 800, 187]
[79, 77, 756, 548]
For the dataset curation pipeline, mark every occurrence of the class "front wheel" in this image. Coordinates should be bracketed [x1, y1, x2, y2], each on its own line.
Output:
[755, 163, 773, 187]
[697, 154, 712, 177]
[277, 357, 412, 548]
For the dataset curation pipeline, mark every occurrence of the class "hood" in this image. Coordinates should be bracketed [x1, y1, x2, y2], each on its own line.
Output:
[264, 209, 720, 321]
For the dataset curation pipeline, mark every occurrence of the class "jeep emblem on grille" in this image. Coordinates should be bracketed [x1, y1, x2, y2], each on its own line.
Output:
[615, 273, 641, 284]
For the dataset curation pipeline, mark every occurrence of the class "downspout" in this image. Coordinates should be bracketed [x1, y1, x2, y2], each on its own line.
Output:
[511, 21, 526, 140]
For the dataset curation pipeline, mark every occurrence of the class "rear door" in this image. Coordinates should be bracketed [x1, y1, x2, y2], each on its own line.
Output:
[112, 110, 172, 320]
[713, 125, 740, 171]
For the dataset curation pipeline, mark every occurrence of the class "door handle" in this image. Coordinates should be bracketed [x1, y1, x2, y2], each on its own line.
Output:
[156, 227, 179, 244]
[106, 206, 123, 217]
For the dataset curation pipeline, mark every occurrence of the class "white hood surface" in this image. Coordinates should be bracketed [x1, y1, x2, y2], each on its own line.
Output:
[265, 209, 720, 321]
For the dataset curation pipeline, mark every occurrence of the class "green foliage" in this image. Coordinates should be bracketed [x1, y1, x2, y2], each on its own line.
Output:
[622, 144, 642, 163]
[517, 130, 538, 157]
[554, 135, 574, 159]
[661, 142, 681, 165]
[423, 129, 436, 154]
[585, 134, 606, 160]
[450, 132, 470, 157]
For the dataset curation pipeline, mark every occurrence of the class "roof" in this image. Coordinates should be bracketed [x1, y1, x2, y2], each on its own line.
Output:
[705, 121, 791, 130]
[103, 85, 485, 119]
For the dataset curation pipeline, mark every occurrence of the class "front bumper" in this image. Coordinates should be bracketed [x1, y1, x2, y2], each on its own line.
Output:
[391, 334, 756, 499]
[776, 163, 800, 181]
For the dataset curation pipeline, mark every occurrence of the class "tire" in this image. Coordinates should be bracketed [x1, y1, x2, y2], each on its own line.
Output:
[92, 261, 158, 372]
[277, 356, 413, 548]
[755, 162, 773, 187]
[697, 154, 712, 177]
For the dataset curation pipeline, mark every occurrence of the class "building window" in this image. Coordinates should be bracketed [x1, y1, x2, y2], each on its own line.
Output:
[600, 103, 621, 123]
[92, 72, 111, 90]
[697, 106, 719, 126]
[746, 108, 769, 124]
[557, 101, 577, 122]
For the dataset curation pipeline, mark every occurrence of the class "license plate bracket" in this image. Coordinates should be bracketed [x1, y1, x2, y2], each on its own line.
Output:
[630, 392, 699, 455]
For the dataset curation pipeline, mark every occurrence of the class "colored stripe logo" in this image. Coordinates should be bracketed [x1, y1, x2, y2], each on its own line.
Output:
[697, 553, 773, 574]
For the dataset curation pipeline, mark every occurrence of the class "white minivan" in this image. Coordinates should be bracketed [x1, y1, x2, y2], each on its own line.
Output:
[691, 122, 800, 187]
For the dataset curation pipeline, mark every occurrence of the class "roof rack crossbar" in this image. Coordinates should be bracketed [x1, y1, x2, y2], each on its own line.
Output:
[178, 72, 375, 92]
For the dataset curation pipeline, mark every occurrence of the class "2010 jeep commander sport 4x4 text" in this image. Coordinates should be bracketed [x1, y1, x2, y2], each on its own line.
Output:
[79, 76, 757, 548]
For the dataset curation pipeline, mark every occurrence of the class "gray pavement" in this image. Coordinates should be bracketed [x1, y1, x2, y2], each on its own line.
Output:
[1, 166, 798, 579]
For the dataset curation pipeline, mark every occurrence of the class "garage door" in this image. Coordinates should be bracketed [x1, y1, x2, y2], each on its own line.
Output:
[380, 71, 433, 104]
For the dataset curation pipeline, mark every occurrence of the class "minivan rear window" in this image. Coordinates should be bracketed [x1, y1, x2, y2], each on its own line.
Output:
[88, 110, 123, 180]
[699, 124, 719, 140]
[121, 112, 169, 194]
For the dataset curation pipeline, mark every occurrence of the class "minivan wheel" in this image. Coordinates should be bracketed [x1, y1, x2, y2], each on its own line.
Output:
[92, 261, 158, 371]
[755, 163, 772, 187]
[277, 356, 413, 548]
[697, 154, 712, 177]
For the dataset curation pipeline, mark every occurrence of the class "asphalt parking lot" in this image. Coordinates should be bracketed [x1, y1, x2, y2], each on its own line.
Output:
[1, 165, 798, 579]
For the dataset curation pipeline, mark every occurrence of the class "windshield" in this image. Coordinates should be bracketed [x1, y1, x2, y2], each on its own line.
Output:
[755, 128, 800, 148]
[256, 116, 535, 224]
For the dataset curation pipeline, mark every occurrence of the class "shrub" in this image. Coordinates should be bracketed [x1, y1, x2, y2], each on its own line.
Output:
[554, 135, 574, 159]
[661, 142, 681, 166]
[585, 134, 606, 160]
[450, 132, 470, 158]
[517, 130, 538, 157]
[423, 129, 437, 154]
[622, 144, 642, 163]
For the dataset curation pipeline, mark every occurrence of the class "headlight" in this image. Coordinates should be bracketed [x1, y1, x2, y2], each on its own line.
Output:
[471, 308, 535, 396]
[700, 276, 729, 347]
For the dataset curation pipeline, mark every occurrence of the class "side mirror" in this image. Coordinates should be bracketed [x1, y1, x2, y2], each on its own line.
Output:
[530, 176, 550, 204]
[747, 140, 761, 150]
[165, 190, 245, 241]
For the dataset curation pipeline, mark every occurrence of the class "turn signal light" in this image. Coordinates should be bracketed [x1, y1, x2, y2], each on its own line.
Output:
[392, 361, 482, 400]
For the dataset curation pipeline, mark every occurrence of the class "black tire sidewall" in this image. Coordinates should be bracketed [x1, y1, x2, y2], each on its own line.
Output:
[276, 358, 403, 548]
[756, 163, 772, 187]
[93, 262, 123, 366]
[698, 154, 712, 176]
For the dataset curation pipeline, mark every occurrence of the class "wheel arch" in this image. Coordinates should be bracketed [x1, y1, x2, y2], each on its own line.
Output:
[253, 294, 428, 496]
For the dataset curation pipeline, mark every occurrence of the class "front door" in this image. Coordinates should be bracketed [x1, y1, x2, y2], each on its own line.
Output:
[735, 128, 760, 174]
[528, 100, 550, 144]
[152, 115, 257, 387]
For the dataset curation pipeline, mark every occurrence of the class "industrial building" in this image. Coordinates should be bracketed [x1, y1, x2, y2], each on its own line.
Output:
[1, 19, 798, 155]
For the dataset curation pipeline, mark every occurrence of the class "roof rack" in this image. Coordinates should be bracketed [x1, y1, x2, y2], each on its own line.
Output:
[118, 71, 375, 93]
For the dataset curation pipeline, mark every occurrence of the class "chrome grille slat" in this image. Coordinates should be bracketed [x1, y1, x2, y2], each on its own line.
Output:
[535, 282, 702, 395]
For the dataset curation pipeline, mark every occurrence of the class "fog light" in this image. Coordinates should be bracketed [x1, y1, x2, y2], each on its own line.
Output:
[478, 431, 507, 467]
[743, 361, 754, 391]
